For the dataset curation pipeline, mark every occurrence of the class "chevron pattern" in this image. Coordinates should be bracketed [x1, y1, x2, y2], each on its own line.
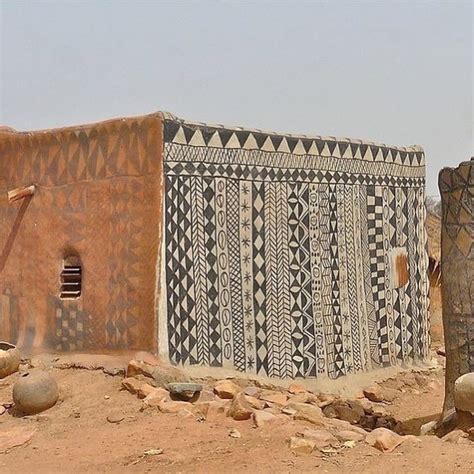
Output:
[163, 117, 429, 380]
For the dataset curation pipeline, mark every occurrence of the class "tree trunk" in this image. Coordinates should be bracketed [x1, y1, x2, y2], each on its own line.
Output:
[439, 157, 473, 416]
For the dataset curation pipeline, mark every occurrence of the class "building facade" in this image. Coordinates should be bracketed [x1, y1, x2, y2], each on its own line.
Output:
[1, 112, 429, 379]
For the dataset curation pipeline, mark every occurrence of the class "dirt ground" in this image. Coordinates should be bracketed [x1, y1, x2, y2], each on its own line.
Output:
[0, 355, 473, 474]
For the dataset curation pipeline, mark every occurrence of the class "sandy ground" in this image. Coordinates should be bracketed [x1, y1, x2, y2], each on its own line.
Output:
[0, 357, 473, 473]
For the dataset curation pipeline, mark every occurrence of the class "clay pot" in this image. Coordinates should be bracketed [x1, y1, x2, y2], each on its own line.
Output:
[0, 342, 21, 379]
[13, 371, 59, 415]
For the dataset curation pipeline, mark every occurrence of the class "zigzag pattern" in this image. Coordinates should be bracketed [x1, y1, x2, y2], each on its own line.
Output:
[264, 183, 280, 377]
[164, 119, 425, 167]
[163, 130, 429, 379]
[226, 180, 246, 371]
[344, 186, 362, 372]
[276, 183, 293, 377]
[191, 177, 210, 366]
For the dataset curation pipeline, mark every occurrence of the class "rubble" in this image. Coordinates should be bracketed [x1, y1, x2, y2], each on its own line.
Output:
[0, 426, 36, 453]
[229, 428, 241, 438]
[214, 380, 241, 399]
[288, 383, 306, 395]
[165, 382, 203, 401]
[288, 436, 315, 454]
[296, 428, 338, 448]
[253, 410, 279, 428]
[227, 393, 253, 421]
[259, 390, 288, 406]
[365, 427, 404, 452]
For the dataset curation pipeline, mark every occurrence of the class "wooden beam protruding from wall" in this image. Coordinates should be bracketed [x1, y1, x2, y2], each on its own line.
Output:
[7, 185, 36, 203]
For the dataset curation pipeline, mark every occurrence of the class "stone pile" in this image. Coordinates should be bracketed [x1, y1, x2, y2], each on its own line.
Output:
[120, 355, 474, 453]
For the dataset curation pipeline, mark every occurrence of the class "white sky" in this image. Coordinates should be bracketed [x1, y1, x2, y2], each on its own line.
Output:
[1, 0, 473, 195]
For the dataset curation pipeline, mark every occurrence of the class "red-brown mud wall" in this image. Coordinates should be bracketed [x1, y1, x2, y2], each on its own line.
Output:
[0, 115, 163, 353]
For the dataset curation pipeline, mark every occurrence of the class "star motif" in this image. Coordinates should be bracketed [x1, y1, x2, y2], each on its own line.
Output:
[242, 253, 251, 265]
[243, 271, 251, 284]
[244, 290, 252, 302]
[242, 184, 249, 195]
[241, 237, 251, 247]
[241, 201, 250, 212]
[245, 320, 253, 331]
[244, 305, 252, 318]
[241, 218, 250, 230]
[247, 356, 255, 369]
[246, 336, 254, 349]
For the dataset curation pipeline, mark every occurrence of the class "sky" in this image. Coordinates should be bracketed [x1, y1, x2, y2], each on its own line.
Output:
[0, 0, 472, 196]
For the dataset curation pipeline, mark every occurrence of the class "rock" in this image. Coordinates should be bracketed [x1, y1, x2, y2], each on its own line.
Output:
[288, 383, 307, 395]
[214, 380, 241, 399]
[227, 393, 253, 421]
[454, 373, 474, 413]
[137, 383, 159, 399]
[106, 413, 125, 424]
[263, 406, 281, 415]
[0, 342, 21, 379]
[363, 385, 384, 403]
[243, 386, 261, 398]
[287, 392, 318, 405]
[157, 400, 194, 414]
[165, 382, 202, 401]
[245, 395, 265, 410]
[420, 420, 438, 436]
[441, 429, 468, 444]
[0, 406, 6, 415]
[142, 388, 171, 406]
[195, 389, 216, 403]
[414, 373, 429, 387]
[253, 410, 279, 428]
[282, 407, 297, 416]
[0, 426, 36, 453]
[259, 390, 288, 406]
[323, 400, 364, 424]
[288, 436, 315, 454]
[126, 360, 155, 380]
[402, 373, 417, 387]
[288, 402, 326, 426]
[13, 371, 59, 415]
[365, 427, 403, 452]
[133, 351, 160, 366]
[229, 428, 241, 438]
[315, 393, 337, 408]
[381, 387, 400, 403]
[194, 400, 230, 419]
[328, 418, 368, 435]
[121, 377, 145, 396]
[143, 448, 163, 456]
[127, 359, 185, 387]
[337, 430, 365, 442]
[298, 428, 337, 448]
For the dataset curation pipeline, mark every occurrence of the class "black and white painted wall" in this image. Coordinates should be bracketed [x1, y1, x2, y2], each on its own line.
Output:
[160, 115, 429, 380]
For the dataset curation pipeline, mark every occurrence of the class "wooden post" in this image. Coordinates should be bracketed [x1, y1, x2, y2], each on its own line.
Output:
[7, 185, 35, 203]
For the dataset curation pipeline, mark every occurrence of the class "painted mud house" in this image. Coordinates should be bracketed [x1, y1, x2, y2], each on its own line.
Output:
[0, 112, 429, 380]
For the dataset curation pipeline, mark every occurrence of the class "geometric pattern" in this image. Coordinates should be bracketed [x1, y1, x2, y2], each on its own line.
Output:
[163, 117, 429, 379]
[0, 114, 162, 353]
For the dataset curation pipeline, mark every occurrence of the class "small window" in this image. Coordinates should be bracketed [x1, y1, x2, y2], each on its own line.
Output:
[60, 256, 82, 299]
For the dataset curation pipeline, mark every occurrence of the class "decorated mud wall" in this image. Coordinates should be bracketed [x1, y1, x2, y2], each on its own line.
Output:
[0, 115, 163, 353]
[161, 116, 430, 379]
[1, 111, 429, 380]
